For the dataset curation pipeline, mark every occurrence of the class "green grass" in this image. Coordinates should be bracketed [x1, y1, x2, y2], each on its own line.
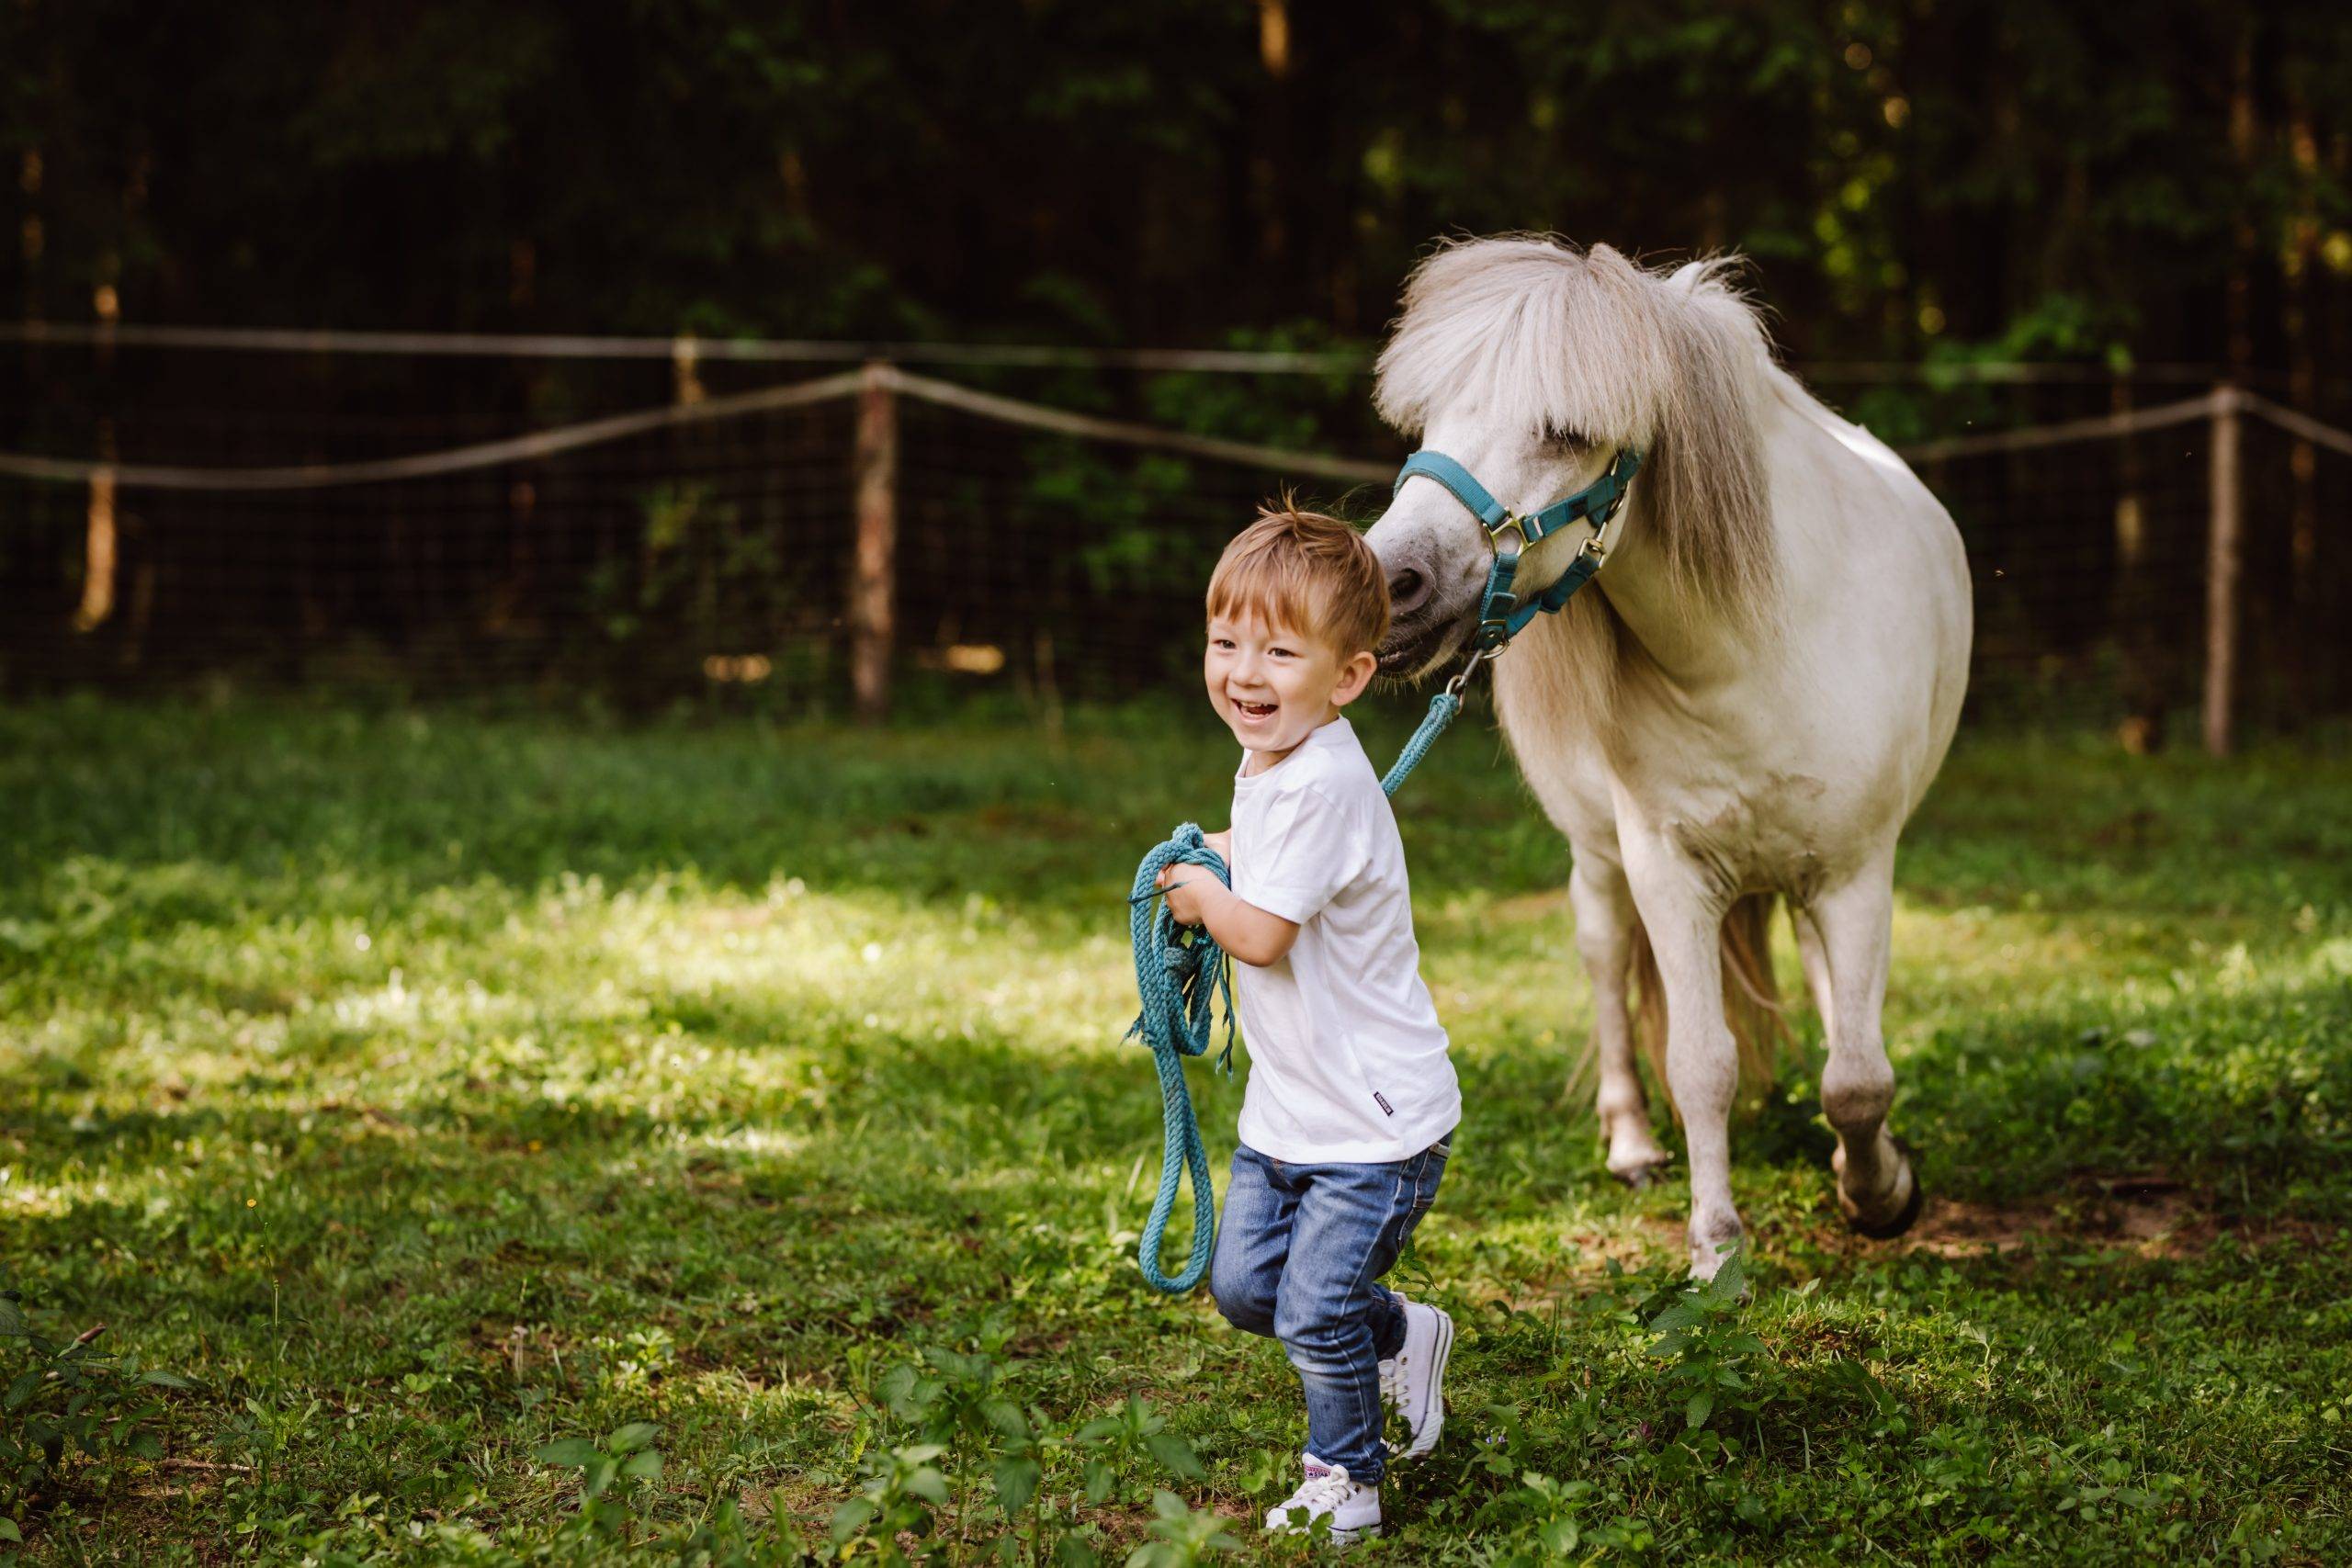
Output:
[2, 694, 2349, 1563]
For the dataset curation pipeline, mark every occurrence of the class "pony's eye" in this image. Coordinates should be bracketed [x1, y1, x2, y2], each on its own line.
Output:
[1541, 423, 1590, 449]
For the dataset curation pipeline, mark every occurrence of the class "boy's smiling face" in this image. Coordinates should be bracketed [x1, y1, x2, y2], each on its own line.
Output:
[1204, 610, 1378, 765]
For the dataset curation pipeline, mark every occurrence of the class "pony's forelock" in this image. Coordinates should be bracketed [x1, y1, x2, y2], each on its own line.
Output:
[1374, 234, 1780, 637]
[1375, 236, 1670, 445]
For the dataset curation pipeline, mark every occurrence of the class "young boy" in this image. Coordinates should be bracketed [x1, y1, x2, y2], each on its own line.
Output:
[1157, 507, 1458, 1544]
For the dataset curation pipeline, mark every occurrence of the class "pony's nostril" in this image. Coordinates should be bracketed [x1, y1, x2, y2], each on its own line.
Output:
[1388, 566, 1430, 615]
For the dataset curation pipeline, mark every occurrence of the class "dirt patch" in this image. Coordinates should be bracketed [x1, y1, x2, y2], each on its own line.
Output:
[1905, 1188, 2189, 1258]
[1496, 1215, 1690, 1312]
[30, 1477, 246, 1565]
[1896, 1173, 2339, 1261]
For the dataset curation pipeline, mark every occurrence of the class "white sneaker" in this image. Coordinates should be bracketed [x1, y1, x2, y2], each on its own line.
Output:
[1263, 1453, 1381, 1543]
[1376, 1292, 1453, 1461]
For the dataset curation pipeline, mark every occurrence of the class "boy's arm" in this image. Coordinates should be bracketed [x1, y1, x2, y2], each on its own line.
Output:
[1157, 863, 1299, 967]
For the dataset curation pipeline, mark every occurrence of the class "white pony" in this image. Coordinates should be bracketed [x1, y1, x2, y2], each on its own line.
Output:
[1365, 236, 1971, 1277]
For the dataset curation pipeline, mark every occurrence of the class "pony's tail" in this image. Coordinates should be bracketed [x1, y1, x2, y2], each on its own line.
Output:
[1627, 892, 1788, 1121]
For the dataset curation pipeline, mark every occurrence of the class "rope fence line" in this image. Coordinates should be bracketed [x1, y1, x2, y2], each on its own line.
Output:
[1893, 393, 2226, 462]
[0, 321, 1370, 375]
[2240, 390, 2352, 461]
[2, 353, 2345, 755]
[0, 318, 2243, 383]
[0, 370, 866, 491]
[6, 369, 2346, 495]
[0, 365, 1388, 491]
[887, 368, 1391, 484]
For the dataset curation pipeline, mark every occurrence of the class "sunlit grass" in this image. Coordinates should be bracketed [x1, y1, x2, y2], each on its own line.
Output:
[1, 696, 2347, 1560]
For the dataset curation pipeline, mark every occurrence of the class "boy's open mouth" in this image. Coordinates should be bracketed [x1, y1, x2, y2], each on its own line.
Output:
[1233, 698, 1278, 722]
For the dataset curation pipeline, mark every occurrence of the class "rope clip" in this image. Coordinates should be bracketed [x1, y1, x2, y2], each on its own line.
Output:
[1444, 645, 1495, 701]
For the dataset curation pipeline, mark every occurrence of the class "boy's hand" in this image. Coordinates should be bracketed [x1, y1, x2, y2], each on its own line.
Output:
[1155, 856, 1300, 967]
[1157, 863, 1212, 926]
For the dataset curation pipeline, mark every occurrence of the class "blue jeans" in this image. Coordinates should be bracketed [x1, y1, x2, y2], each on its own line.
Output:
[1208, 1135, 1452, 1485]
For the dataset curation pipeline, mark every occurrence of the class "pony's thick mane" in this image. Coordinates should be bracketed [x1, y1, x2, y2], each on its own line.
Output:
[1374, 235, 1780, 635]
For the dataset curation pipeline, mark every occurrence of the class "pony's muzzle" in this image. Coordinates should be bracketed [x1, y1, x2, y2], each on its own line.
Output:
[1369, 501, 1488, 678]
[1386, 563, 1432, 618]
[1376, 611, 1471, 682]
[1376, 552, 1479, 678]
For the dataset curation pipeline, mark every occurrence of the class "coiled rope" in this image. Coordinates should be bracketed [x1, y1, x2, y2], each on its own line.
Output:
[1125, 688, 1466, 1292]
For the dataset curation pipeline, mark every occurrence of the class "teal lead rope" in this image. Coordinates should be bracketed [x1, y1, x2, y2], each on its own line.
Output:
[1124, 825, 1234, 1294]
[1377, 690, 1463, 796]
[1125, 687, 1467, 1293]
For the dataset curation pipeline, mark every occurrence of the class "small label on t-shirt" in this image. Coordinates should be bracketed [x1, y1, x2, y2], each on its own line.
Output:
[1373, 1091, 1395, 1116]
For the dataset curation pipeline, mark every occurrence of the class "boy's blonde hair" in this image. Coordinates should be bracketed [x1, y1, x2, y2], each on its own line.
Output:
[1205, 502, 1391, 657]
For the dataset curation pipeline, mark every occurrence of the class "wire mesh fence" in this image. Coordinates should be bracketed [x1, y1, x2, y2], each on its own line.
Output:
[4, 339, 2348, 744]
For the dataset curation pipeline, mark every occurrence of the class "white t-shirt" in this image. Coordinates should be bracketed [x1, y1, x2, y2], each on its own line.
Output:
[1228, 716, 1459, 1164]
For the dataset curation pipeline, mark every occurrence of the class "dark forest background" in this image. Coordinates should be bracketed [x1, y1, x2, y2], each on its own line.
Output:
[8, 0, 2352, 386]
[4, 1, 2351, 728]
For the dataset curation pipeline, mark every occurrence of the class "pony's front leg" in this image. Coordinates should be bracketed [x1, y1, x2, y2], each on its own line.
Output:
[1811, 854, 1923, 1237]
[1570, 855, 1671, 1185]
[1622, 847, 1743, 1278]
[1793, 908, 1835, 1041]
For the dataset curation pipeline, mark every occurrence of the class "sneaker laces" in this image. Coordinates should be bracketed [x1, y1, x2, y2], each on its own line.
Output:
[1285, 1463, 1360, 1517]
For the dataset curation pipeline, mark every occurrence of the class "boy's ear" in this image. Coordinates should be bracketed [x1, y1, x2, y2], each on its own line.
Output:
[1330, 649, 1379, 707]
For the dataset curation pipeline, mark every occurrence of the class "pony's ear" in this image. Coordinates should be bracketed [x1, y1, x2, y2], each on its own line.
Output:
[1635, 259, 1779, 632]
[1663, 258, 1722, 293]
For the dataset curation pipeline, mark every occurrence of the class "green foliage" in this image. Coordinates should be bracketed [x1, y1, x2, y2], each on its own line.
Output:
[1070, 1393, 1207, 1504]
[578, 482, 816, 696]
[1477, 1471, 1638, 1563]
[535, 1421, 667, 1540]
[1642, 1247, 1770, 1432]
[0, 1272, 194, 1520]
[22, 8, 2352, 712]
[825, 1443, 946, 1562]
[11, 4, 2343, 400]
[870, 1348, 1208, 1561]
[1125, 1490, 1239, 1567]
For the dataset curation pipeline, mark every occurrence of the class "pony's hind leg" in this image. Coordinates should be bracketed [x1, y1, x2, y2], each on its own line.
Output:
[1813, 855, 1922, 1237]
[1570, 856, 1671, 1185]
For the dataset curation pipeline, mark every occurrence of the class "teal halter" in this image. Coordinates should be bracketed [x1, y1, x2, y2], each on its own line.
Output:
[1392, 446, 1643, 650]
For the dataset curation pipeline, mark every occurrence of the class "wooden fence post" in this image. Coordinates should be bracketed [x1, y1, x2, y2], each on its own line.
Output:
[73, 459, 116, 631]
[850, 359, 899, 723]
[2202, 384, 2243, 758]
[671, 333, 705, 406]
[2110, 377, 2162, 754]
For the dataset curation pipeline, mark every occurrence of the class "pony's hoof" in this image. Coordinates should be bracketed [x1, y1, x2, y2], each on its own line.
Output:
[1611, 1156, 1672, 1190]
[1686, 1233, 1747, 1285]
[1843, 1142, 1924, 1240]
